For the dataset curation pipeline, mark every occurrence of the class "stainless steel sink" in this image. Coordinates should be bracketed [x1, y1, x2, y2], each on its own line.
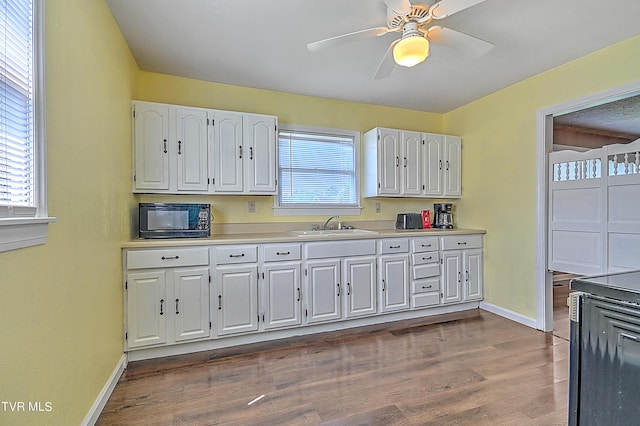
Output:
[289, 229, 378, 237]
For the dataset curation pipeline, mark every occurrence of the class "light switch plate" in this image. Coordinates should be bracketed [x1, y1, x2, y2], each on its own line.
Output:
[248, 200, 256, 213]
[375, 202, 381, 213]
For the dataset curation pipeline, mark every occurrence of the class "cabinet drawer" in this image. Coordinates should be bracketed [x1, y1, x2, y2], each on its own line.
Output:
[263, 244, 301, 262]
[413, 263, 440, 280]
[126, 247, 209, 269]
[412, 252, 439, 265]
[441, 234, 482, 250]
[378, 238, 409, 254]
[305, 240, 376, 259]
[214, 245, 258, 264]
[412, 292, 440, 308]
[412, 277, 440, 294]
[412, 237, 440, 253]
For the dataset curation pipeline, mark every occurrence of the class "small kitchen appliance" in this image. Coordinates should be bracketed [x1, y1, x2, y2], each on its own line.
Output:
[433, 203, 454, 229]
[139, 203, 211, 239]
[395, 213, 423, 230]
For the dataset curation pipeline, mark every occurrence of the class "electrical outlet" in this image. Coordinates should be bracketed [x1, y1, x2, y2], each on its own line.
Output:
[375, 202, 381, 213]
[248, 200, 256, 213]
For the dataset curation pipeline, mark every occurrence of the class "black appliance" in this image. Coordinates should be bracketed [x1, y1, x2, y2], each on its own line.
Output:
[395, 213, 423, 230]
[139, 203, 211, 238]
[569, 271, 640, 425]
[433, 203, 454, 229]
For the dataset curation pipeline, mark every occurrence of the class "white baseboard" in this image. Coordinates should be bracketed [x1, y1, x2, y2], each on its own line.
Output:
[480, 301, 538, 329]
[82, 354, 127, 426]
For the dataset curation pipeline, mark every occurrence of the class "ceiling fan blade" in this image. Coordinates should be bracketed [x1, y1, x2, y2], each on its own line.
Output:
[374, 39, 400, 80]
[307, 27, 390, 52]
[429, 0, 485, 19]
[382, 0, 412, 16]
[426, 26, 493, 57]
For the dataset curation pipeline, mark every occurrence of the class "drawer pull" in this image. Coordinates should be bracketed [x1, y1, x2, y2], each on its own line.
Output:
[457, 242, 467, 246]
[229, 253, 245, 258]
[276, 251, 290, 256]
[389, 245, 401, 249]
[422, 285, 433, 290]
[423, 256, 433, 261]
[161, 255, 180, 260]
[421, 243, 431, 248]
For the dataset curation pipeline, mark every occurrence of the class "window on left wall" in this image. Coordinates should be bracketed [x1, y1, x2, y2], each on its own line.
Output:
[0, 0, 54, 253]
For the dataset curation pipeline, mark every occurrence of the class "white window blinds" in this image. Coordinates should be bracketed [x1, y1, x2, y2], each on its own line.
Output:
[0, 0, 34, 210]
[278, 129, 358, 206]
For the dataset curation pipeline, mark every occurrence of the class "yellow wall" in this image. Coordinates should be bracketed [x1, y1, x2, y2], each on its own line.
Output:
[136, 72, 444, 225]
[443, 35, 640, 318]
[0, 1, 138, 424]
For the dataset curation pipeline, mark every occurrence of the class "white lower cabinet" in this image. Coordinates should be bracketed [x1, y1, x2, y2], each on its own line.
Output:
[441, 235, 483, 304]
[261, 244, 302, 330]
[305, 259, 342, 324]
[125, 248, 210, 349]
[411, 236, 441, 309]
[343, 256, 377, 318]
[378, 239, 410, 313]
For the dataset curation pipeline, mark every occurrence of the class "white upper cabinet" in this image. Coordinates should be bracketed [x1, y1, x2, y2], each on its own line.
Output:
[132, 100, 278, 195]
[364, 127, 462, 198]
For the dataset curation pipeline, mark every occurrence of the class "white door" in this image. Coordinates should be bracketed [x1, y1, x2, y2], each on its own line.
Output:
[463, 249, 483, 301]
[422, 133, 443, 196]
[172, 267, 210, 342]
[244, 114, 277, 194]
[443, 136, 461, 197]
[378, 128, 400, 195]
[343, 256, 377, 319]
[378, 255, 410, 313]
[133, 102, 170, 191]
[126, 270, 167, 348]
[215, 265, 258, 335]
[442, 251, 462, 304]
[401, 131, 422, 195]
[262, 261, 302, 330]
[212, 111, 244, 192]
[175, 107, 208, 191]
[305, 259, 341, 324]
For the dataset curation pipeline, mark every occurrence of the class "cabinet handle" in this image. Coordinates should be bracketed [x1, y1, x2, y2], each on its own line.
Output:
[161, 255, 180, 260]
[347, 282, 351, 296]
[163, 139, 167, 154]
[218, 295, 222, 310]
[175, 298, 180, 314]
[457, 242, 467, 246]
[276, 251, 290, 256]
[229, 253, 245, 258]
[446, 160, 450, 171]
[250, 146, 253, 160]
[297, 287, 301, 302]
[160, 299, 164, 315]
[396, 156, 399, 167]
[178, 140, 182, 155]
[423, 256, 433, 261]
[389, 245, 400, 249]
[439, 159, 442, 170]
[382, 279, 386, 291]
[337, 283, 341, 297]
[403, 157, 407, 168]
[422, 285, 433, 289]
[619, 332, 640, 345]
[458, 272, 461, 283]
[239, 145, 243, 159]
[465, 271, 469, 282]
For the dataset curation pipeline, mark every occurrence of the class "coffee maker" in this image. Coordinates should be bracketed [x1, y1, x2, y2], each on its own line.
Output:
[433, 203, 454, 229]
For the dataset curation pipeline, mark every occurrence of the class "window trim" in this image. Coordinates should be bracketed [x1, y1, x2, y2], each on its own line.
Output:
[274, 123, 362, 217]
[0, 0, 55, 253]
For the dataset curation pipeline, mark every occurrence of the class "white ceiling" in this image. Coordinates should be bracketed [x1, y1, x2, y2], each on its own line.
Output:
[105, 0, 640, 114]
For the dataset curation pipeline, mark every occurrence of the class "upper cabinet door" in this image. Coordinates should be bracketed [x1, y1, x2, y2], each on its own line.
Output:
[212, 111, 244, 193]
[422, 133, 443, 196]
[401, 130, 422, 195]
[443, 136, 461, 197]
[176, 107, 208, 191]
[378, 128, 401, 195]
[133, 102, 170, 191]
[244, 114, 277, 194]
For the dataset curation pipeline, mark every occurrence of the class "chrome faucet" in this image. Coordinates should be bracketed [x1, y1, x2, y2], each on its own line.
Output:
[322, 215, 340, 230]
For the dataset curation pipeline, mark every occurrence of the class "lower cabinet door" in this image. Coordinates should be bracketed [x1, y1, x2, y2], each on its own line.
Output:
[442, 251, 463, 304]
[305, 259, 341, 324]
[464, 249, 483, 301]
[262, 261, 302, 330]
[379, 254, 410, 313]
[343, 256, 377, 319]
[216, 265, 258, 336]
[126, 270, 168, 349]
[172, 267, 210, 342]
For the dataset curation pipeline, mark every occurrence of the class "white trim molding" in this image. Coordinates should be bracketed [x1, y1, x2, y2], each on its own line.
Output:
[81, 355, 127, 426]
[0, 217, 56, 253]
[480, 302, 538, 329]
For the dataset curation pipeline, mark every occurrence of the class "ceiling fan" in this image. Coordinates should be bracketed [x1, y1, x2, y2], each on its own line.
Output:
[307, 0, 493, 79]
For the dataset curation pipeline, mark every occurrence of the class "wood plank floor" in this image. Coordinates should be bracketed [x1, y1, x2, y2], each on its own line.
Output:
[98, 310, 569, 425]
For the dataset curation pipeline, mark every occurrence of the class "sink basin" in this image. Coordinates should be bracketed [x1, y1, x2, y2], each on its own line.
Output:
[289, 229, 378, 237]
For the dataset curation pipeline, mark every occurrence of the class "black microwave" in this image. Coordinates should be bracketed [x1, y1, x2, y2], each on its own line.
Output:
[139, 203, 211, 239]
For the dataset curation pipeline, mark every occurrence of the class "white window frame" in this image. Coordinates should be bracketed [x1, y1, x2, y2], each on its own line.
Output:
[0, 0, 55, 253]
[274, 124, 362, 216]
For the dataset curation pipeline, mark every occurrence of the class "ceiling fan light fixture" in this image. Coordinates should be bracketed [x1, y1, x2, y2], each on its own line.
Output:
[393, 35, 430, 67]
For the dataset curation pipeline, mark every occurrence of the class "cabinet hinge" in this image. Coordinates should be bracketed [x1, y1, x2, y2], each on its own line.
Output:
[209, 321, 212, 329]
[133, 175, 136, 182]
[257, 314, 260, 323]
[132, 109, 135, 118]
[422, 184, 425, 190]
[212, 178, 215, 185]
[262, 272, 265, 279]
[125, 332, 128, 340]
[212, 119, 214, 126]
[440, 258, 443, 264]
[275, 178, 278, 186]
[275, 124, 277, 131]
[207, 118, 210, 125]
[125, 281, 128, 290]
[208, 275, 211, 283]
[305, 309, 308, 317]
[378, 182, 381, 189]
[304, 268, 307, 276]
